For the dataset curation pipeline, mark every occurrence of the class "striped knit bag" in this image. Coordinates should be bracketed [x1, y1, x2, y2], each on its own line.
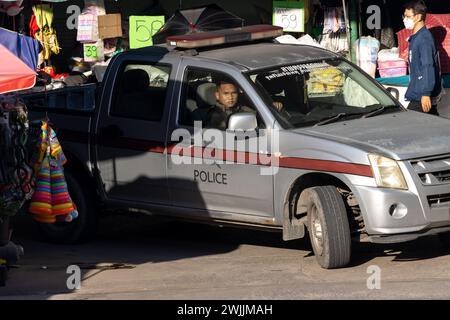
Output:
[29, 121, 78, 223]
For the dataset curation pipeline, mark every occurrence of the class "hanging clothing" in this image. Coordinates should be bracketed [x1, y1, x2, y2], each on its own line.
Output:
[31, 4, 60, 62]
[319, 7, 348, 54]
[29, 14, 39, 39]
[322, 7, 345, 34]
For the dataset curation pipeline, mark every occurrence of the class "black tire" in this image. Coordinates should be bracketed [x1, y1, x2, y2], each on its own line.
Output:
[438, 232, 450, 248]
[306, 185, 351, 269]
[37, 170, 98, 244]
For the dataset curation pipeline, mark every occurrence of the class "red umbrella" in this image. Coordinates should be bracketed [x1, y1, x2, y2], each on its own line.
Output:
[0, 44, 36, 94]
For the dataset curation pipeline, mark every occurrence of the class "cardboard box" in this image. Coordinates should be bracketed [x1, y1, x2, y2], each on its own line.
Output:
[98, 14, 122, 39]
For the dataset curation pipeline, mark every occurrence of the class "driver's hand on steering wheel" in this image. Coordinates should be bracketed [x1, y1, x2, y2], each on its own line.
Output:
[272, 101, 284, 112]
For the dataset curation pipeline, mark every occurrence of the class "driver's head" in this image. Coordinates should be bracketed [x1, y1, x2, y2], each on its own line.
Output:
[215, 80, 238, 109]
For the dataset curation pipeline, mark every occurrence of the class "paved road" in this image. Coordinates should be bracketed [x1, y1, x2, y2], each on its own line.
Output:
[1, 212, 450, 300]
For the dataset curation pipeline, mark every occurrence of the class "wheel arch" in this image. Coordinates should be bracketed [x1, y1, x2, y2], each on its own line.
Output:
[282, 172, 363, 241]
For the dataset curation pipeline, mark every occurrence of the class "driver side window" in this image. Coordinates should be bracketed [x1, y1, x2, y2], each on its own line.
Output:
[178, 68, 262, 131]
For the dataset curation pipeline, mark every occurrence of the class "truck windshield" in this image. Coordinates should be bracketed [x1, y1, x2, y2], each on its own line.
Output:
[248, 59, 402, 129]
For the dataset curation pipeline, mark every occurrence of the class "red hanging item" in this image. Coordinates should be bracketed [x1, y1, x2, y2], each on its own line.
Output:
[29, 14, 40, 39]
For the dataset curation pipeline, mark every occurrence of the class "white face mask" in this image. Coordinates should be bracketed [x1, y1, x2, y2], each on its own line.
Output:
[403, 17, 415, 30]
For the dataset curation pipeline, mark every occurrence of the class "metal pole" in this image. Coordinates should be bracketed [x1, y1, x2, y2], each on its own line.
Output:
[349, 0, 359, 63]
[342, 0, 351, 60]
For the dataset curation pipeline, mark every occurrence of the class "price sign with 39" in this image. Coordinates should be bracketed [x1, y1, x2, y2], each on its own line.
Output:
[83, 41, 104, 62]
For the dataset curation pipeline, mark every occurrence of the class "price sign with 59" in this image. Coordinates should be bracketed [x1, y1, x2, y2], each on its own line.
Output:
[130, 16, 165, 49]
[273, 1, 305, 33]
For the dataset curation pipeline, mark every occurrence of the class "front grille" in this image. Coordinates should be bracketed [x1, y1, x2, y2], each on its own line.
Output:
[410, 155, 450, 186]
[428, 193, 450, 207]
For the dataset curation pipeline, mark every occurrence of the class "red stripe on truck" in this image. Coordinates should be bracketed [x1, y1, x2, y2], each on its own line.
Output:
[60, 129, 374, 178]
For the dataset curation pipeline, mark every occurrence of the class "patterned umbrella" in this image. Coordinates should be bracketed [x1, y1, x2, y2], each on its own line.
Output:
[152, 4, 244, 45]
[0, 44, 36, 94]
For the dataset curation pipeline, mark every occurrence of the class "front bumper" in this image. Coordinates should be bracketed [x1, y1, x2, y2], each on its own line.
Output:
[353, 185, 450, 242]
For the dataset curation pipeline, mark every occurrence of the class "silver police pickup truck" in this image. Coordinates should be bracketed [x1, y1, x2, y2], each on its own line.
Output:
[23, 25, 450, 269]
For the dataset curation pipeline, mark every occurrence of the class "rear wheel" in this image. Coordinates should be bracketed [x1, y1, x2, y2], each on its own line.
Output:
[306, 186, 351, 269]
[37, 170, 98, 244]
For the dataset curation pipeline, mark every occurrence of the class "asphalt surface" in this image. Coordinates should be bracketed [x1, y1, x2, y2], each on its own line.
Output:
[2, 211, 450, 300]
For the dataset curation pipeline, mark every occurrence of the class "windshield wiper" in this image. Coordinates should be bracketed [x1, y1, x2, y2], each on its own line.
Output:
[315, 113, 348, 126]
[362, 106, 386, 118]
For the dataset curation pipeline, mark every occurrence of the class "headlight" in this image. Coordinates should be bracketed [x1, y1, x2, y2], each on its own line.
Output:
[368, 154, 408, 190]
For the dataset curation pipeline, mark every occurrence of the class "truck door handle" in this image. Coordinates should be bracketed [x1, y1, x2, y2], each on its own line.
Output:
[99, 125, 124, 138]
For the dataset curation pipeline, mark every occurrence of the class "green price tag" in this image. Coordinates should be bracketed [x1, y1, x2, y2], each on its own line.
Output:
[129, 16, 165, 49]
[84, 44, 98, 59]
[273, 0, 305, 33]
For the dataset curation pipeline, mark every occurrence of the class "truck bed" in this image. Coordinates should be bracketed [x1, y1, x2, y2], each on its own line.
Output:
[20, 84, 96, 176]
[19, 83, 97, 115]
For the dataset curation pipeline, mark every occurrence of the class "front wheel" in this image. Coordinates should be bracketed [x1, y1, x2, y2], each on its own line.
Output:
[306, 186, 351, 269]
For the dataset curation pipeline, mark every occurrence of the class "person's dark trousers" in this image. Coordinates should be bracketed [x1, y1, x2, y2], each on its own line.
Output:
[407, 101, 439, 116]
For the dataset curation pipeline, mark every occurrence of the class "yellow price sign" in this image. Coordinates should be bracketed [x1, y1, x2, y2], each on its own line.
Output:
[83, 41, 104, 62]
[129, 16, 165, 49]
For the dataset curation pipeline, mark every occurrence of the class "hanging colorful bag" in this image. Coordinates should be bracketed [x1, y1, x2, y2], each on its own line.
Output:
[29, 121, 78, 223]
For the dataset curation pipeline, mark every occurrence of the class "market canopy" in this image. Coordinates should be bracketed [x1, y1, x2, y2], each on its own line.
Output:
[152, 4, 244, 45]
[0, 44, 36, 94]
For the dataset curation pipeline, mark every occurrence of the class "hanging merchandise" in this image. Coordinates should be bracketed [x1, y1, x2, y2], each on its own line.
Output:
[32, 4, 60, 62]
[354, 36, 380, 78]
[29, 121, 78, 224]
[318, 7, 348, 54]
[0, 97, 33, 219]
[322, 7, 345, 34]
[29, 13, 39, 38]
[77, 13, 99, 43]
[76, 0, 106, 43]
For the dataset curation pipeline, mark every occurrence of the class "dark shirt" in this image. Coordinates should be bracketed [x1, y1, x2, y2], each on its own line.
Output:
[206, 103, 254, 130]
[405, 26, 442, 102]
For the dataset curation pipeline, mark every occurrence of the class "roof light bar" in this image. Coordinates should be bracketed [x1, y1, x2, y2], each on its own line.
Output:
[167, 25, 283, 49]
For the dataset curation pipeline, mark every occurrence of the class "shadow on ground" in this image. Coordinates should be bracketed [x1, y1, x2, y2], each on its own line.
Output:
[1, 212, 450, 298]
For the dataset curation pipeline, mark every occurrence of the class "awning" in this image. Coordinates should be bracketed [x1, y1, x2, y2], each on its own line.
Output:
[0, 44, 36, 94]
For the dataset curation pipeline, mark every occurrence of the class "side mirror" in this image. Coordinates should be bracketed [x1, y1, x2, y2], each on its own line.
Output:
[386, 87, 400, 100]
[227, 112, 258, 131]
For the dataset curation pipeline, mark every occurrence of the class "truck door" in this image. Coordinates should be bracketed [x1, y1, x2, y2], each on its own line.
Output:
[94, 53, 177, 205]
[166, 63, 274, 218]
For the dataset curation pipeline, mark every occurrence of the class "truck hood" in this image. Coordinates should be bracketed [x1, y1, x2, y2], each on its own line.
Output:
[296, 111, 450, 160]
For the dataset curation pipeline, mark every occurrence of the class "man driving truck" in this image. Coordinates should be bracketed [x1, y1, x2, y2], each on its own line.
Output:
[206, 79, 283, 130]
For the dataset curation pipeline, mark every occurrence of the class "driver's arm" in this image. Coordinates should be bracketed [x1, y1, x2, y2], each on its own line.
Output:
[272, 101, 284, 112]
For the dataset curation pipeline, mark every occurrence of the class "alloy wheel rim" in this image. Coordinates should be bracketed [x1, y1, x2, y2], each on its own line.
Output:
[311, 204, 324, 256]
